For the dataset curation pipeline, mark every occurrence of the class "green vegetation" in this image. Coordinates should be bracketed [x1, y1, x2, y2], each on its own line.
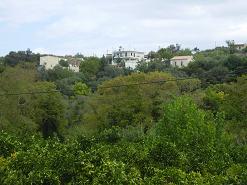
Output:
[59, 60, 69, 68]
[0, 48, 247, 184]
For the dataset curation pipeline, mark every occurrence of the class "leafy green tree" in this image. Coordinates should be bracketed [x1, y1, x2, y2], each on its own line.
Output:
[203, 87, 225, 112]
[3, 49, 39, 66]
[80, 57, 102, 79]
[81, 72, 179, 132]
[177, 78, 201, 93]
[96, 65, 125, 79]
[147, 51, 157, 59]
[176, 48, 192, 56]
[157, 48, 173, 60]
[29, 82, 67, 138]
[39, 66, 88, 96]
[155, 97, 222, 172]
[220, 75, 247, 121]
[205, 66, 229, 84]
[226, 40, 236, 54]
[59, 59, 69, 68]
[148, 141, 182, 168]
[243, 47, 247, 53]
[181, 51, 247, 86]
[224, 54, 244, 71]
[202, 76, 247, 146]
[73, 82, 90, 96]
[74, 52, 84, 58]
[136, 59, 168, 72]
[0, 64, 38, 135]
[44, 66, 75, 82]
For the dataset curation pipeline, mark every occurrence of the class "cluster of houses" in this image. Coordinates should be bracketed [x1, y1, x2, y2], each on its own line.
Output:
[39, 46, 196, 72]
[106, 46, 194, 69]
[39, 41, 247, 72]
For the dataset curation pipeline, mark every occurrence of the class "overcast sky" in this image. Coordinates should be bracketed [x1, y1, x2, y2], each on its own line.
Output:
[0, 0, 247, 56]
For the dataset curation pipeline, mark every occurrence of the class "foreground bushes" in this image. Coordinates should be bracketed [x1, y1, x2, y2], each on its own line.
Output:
[0, 97, 247, 184]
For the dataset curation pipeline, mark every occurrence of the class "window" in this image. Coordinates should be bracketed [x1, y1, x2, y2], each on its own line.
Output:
[181, 61, 183, 66]
[125, 52, 127, 57]
[131, 53, 132, 56]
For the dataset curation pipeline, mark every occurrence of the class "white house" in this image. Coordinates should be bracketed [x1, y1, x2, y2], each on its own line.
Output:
[170, 56, 193, 68]
[40, 55, 81, 72]
[111, 47, 145, 69]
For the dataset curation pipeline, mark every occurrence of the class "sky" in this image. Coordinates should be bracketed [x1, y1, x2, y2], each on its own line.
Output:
[0, 0, 247, 56]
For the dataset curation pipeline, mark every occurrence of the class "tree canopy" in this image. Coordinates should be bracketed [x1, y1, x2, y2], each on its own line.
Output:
[0, 48, 247, 184]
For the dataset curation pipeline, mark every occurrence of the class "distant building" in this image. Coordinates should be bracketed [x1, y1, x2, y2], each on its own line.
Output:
[40, 55, 63, 70]
[111, 47, 146, 69]
[170, 56, 193, 68]
[40, 55, 81, 72]
[67, 58, 81, 72]
[234, 43, 247, 50]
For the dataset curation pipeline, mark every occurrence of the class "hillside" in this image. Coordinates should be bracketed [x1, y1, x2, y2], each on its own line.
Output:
[0, 48, 247, 184]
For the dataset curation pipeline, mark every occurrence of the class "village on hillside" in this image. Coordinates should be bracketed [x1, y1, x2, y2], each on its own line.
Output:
[1, 0, 247, 183]
[39, 41, 247, 72]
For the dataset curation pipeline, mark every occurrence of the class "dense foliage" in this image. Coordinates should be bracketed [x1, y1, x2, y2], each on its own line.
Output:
[0, 48, 247, 184]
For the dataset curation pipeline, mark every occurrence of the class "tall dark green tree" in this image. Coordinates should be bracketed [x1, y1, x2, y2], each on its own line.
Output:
[29, 82, 67, 138]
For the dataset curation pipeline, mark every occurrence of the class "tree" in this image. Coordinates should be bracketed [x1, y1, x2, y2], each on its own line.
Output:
[205, 66, 229, 84]
[80, 57, 102, 79]
[44, 66, 75, 81]
[243, 47, 247, 53]
[226, 40, 236, 54]
[220, 75, 247, 121]
[59, 60, 69, 68]
[73, 82, 90, 96]
[136, 60, 168, 72]
[176, 48, 192, 56]
[74, 52, 84, 58]
[157, 48, 173, 60]
[0, 64, 38, 135]
[96, 65, 125, 79]
[147, 51, 156, 60]
[224, 55, 243, 71]
[29, 82, 67, 138]
[193, 47, 200, 52]
[155, 97, 224, 172]
[81, 72, 179, 131]
[177, 78, 201, 93]
[3, 49, 39, 66]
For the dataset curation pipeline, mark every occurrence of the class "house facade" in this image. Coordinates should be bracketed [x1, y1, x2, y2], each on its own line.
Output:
[40, 55, 80, 72]
[111, 47, 145, 69]
[40, 55, 62, 70]
[170, 56, 193, 68]
[67, 59, 81, 72]
[234, 43, 247, 51]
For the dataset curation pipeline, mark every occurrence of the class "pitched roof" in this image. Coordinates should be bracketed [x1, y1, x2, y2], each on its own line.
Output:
[171, 56, 193, 60]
